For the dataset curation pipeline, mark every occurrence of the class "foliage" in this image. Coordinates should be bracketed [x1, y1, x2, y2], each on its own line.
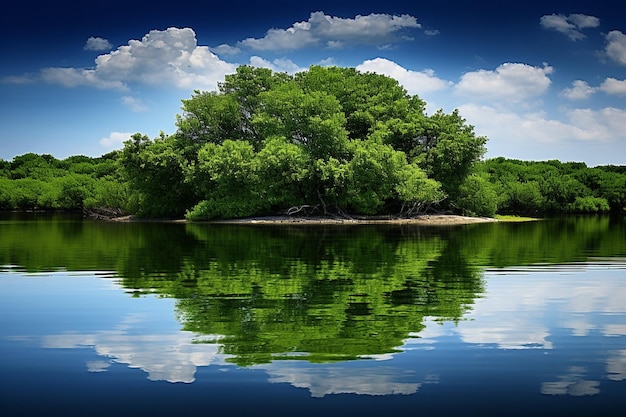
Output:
[4, 66, 624, 219]
[120, 133, 196, 217]
[116, 65, 487, 219]
[0, 152, 131, 212]
[454, 174, 498, 217]
[482, 158, 625, 214]
[3, 215, 625, 363]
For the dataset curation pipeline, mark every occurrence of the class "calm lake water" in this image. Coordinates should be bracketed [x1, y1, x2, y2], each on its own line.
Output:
[1, 213, 625, 416]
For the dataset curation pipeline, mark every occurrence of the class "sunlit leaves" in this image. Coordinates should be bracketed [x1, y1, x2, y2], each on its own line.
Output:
[123, 65, 489, 218]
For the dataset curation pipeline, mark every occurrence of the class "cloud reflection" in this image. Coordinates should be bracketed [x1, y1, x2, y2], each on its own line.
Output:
[260, 362, 429, 397]
[41, 316, 230, 383]
[541, 367, 600, 396]
[607, 350, 626, 381]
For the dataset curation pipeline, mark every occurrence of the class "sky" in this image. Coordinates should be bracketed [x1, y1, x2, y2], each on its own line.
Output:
[2, 0, 625, 166]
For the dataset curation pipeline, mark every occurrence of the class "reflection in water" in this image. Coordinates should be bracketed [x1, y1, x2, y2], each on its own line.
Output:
[607, 350, 626, 381]
[11, 265, 622, 400]
[541, 367, 600, 396]
[1, 214, 626, 414]
[260, 362, 425, 397]
[41, 321, 228, 383]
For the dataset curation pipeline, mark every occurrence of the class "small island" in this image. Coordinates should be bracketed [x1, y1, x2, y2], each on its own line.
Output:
[1, 66, 624, 220]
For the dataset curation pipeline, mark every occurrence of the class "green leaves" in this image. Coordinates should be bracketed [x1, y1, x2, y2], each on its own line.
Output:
[482, 158, 624, 214]
[120, 65, 490, 219]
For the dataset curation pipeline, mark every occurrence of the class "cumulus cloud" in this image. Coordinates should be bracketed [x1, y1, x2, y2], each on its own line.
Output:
[460, 103, 626, 146]
[605, 30, 626, 65]
[248, 56, 307, 74]
[356, 58, 451, 95]
[567, 107, 626, 141]
[99, 131, 133, 149]
[540, 13, 600, 41]
[561, 80, 596, 100]
[455, 63, 553, 103]
[560, 77, 626, 99]
[92, 27, 237, 89]
[599, 77, 626, 95]
[84, 36, 113, 51]
[236, 12, 421, 51]
[10, 28, 237, 91]
[210, 43, 241, 55]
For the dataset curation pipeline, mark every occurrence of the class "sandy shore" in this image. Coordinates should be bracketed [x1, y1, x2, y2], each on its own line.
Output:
[110, 214, 498, 225]
[214, 214, 498, 225]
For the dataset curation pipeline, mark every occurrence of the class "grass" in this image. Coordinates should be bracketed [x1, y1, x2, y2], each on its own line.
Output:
[494, 214, 541, 222]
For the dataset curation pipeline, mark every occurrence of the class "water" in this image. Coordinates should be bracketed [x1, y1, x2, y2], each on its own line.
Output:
[1, 213, 625, 416]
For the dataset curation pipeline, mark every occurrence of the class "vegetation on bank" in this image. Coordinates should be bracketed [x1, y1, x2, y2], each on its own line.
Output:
[1, 66, 625, 219]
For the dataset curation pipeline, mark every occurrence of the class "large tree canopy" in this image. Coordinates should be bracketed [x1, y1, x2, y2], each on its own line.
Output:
[120, 65, 489, 219]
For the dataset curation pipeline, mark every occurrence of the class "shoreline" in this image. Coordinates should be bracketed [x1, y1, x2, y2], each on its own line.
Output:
[110, 214, 500, 225]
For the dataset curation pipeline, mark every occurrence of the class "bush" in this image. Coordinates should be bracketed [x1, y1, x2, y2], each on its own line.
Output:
[455, 175, 497, 217]
[568, 196, 610, 213]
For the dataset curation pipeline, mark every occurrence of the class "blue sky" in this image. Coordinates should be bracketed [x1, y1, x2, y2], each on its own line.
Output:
[2, 1, 625, 166]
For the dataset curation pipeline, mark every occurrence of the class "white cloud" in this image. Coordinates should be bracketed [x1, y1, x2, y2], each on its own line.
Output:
[121, 96, 148, 112]
[92, 27, 237, 89]
[18, 28, 237, 91]
[356, 58, 451, 95]
[316, 57, 338, 67]
[567, 107, 626, 141]
[40, 67, 127, 90]
[237, 11, 421, 51]
[568, 14, 601, 29]
[560, 77, 626, 99]
[1, 74, 36, 84]
[455, 63, 553, 103]
[210, 44, 241, 55]
[99, 131, 133, 149]
[561, 80, 596, 100]
[84, 36, 113, 51]
[424, 29, 440, 37]
[600, 77, 626, 95]
[540, 13, 600, 41]
[459, 103, 626, 149]
[605, 31, 626, 65]
[248, 56, 306, 74]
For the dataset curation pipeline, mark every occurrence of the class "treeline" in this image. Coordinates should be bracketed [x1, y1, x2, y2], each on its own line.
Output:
[0, 152, 624, 217]
[0, 65, 624, 218]
[0, 152, 132, 213]
[480, 158, 626, 214]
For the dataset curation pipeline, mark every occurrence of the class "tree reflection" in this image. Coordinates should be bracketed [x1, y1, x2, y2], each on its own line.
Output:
[2, 214, 625, 365]
[167, 225, 485, 365]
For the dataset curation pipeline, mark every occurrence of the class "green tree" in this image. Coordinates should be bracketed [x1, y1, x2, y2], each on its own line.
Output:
[454, 174, 498, 217]
[187, 140, 263, 220]
[253, 137, 310, 211]
[120, 65, 490, 219]
[120, 133, 196, 217]
[252, 81, 349, 160]
[412, 110, 487, 199]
